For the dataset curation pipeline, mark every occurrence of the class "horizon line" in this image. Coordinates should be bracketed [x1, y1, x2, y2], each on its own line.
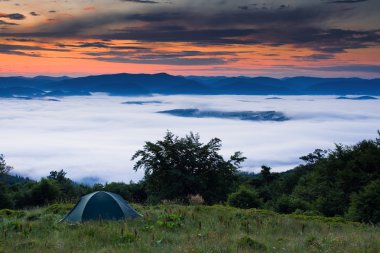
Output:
[1, 72, 378, 80]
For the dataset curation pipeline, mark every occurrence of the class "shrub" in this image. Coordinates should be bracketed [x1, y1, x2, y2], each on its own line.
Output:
[237, 236, 267, 251]
[188, 194, 204, 205]
[228, 187, 263, 209]
[119, 231, 136, 243]
[30, 179, 59, 205]
[347, 180, 380, 224]
[156, 213, 184, 229]
[305, 236, 322, 251]
[0, 209, 25, 218]
[45, 203, 74, 214]
[274, 195, 308, 214]
[0, 188, 13, 209]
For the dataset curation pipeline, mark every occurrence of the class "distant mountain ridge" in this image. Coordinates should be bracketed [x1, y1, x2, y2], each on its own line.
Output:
[0, 73, 379, 98]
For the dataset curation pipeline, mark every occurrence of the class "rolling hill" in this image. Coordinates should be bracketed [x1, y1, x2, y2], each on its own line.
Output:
[0, 73, 379, 97]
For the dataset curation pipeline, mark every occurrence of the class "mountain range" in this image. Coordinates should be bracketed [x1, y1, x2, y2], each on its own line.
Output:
[1, 73, 380, 98]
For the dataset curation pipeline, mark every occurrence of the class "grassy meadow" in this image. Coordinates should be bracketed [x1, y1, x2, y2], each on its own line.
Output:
[0, 204, 379, 253]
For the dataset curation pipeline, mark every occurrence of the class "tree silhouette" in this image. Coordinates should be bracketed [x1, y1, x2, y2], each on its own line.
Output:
[132, 131, 246, 203]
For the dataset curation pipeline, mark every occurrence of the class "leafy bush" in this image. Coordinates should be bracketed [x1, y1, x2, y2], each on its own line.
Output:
[30, 179, 59, 205]
[228, 187, 263, 209]
[289, 213, 348, 224]
[0, 209, 25, 218]
[305, 236, 322, 251]
[0, 184, 13, 209]
[188, 194, 204, 205]
[102, 181, 147, 203]
[119, 231, 136, 243]
[347, 180, 380, 224]
[45, 203, 74, 214]
[274, 195, 308, 214]
[156, 213, 184, 229]
[237, 236, 267, 251]
[291, 135, 380, 217]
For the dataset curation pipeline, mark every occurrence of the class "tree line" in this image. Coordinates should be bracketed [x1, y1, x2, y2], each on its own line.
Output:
[1, 131, 379, 224]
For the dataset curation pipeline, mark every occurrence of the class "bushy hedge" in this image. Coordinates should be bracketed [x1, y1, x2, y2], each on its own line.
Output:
[347, 180, 380, 224]
[227, 187, 263, 209]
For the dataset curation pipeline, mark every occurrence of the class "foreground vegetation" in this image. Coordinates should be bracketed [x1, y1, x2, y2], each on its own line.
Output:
[1, 131, 379, 252]
[1, 204, 379, 253]
[1, 131, 380, 224]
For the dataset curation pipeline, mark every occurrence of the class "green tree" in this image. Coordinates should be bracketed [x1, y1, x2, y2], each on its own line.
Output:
[347, 180, 380, 224]
[48, 170, 69, 184]
[0, 154, 12, 178]
[292, 135, 380, 217]
[103, 181, 147, 203]
[132, 131, 246, 204]
[260, 165, 272, 182]
[0, 155, 13, 209]
[0, 183, 13, 209]
[47, 170, 77, 200]
[228, 187, 263, 209]
[274, 195, 308, 214]
[30, 179, 59, 205]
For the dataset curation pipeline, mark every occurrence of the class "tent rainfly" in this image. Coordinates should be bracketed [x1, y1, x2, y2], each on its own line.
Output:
[61, 191, 141, 222]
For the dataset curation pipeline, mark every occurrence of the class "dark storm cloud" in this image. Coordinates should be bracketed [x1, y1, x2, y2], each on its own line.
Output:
[0, 43, 69, 57]
[92, 56, 233, 65]
[322, 0, 368, 3]
[81, 46, 238, 65]
[88, 50, 235, 57]
[293, 54, 335, 61]
[0, 6, 336, 38]
[238, 6, 249, 10]
[6, 38, 41, 42]
[81, 48, 237, 65]
[57, 41, 148, 51]
[0, 13, 26, 20]
[0, 1, 378, 60]
[2, 50, 41, 57]
[74, 42, 110, 48]
[126, 12, 181, 22]
[262, 28, 380, 53]
[55, 42, 108, 48]
[0, 44, 40, 57]
[279, 4, 290, 9]
[96, 26, 380, 54]
[98, 28, 259, 44]
[116, 7, 333, 27]
[121, 0, 158, 3]
[0, 20, 18, 25]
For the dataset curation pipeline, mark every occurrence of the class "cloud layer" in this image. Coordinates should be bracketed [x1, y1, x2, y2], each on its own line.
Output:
[0, 0, 379, 76]
[1, 95, 379, 183]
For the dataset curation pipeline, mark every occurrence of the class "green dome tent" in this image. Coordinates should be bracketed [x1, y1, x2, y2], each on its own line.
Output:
[61, 191, 141, 222]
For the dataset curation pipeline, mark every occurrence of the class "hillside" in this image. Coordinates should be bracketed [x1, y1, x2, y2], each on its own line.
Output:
[1, 132, 379, 224]
[1, 74, 380, 97]
[0, 204, 379, 253]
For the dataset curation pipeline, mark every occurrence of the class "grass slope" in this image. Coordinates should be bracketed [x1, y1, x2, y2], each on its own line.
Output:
[0, 204, 379, 253]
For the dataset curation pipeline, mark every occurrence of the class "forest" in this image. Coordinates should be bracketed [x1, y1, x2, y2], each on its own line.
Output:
[1, 131, 379, 224]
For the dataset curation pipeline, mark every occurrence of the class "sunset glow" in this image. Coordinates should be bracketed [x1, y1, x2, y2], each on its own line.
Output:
[1, 0, 379, 77]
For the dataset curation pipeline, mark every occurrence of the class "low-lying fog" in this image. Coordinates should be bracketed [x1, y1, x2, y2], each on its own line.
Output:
[1, 95, 379, 183]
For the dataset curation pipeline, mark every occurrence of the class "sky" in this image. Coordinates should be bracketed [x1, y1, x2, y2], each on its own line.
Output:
[0, 0, 380, 77]
[1, 95, 379, 183]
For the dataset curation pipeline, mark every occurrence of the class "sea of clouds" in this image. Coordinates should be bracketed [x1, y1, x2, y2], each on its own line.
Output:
[1, 94, 379, 183]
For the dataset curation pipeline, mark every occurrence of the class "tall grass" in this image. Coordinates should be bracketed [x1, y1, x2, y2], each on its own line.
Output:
[0, 204, 379, 253]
